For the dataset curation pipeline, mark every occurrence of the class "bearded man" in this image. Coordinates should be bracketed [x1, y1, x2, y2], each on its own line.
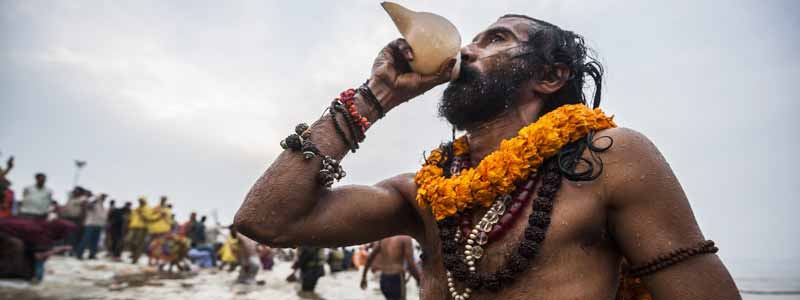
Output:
[234, 15, 741, 300]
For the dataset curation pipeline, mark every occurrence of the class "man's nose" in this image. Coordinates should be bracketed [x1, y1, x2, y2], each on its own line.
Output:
[460, 44, 479, 64]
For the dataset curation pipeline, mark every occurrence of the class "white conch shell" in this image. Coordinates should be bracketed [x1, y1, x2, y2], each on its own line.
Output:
[381, 2, 461, 80]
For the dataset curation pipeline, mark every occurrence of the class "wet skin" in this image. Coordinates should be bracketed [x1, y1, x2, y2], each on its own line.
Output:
[235, 16, 741, 300]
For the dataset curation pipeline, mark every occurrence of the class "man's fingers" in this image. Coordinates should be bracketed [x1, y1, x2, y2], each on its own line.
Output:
[385, 38, 412, 73]
[393, 38, 414, 61]
[373, 63, 396, 86]
[420, 58, 457, 87]
[388, 38, 413, 58]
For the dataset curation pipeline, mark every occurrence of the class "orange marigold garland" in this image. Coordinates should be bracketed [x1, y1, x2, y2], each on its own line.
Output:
[414, 104, 616, 220]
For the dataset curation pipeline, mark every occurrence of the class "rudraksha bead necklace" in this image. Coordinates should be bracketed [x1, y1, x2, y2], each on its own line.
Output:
[439, 157, 561, 299]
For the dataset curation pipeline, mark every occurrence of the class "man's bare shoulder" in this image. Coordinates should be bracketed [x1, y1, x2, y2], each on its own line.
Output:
[592, 127, 667, 168]
[593, 127, 678, 204]
[594, 127, 660, 156]
[375, 172, 418, 201]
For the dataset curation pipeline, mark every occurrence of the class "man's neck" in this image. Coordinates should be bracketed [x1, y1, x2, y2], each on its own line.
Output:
[465, 100, 543, 165]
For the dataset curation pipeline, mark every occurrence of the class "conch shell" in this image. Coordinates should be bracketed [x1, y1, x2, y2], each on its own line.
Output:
[381, 2, 461, 80]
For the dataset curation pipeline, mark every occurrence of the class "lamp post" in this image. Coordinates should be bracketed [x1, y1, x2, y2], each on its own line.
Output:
[73, 160, 86, 187]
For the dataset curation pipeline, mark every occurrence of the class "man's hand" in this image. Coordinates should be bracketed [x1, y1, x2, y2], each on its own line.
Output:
[369, 38, 457, 111]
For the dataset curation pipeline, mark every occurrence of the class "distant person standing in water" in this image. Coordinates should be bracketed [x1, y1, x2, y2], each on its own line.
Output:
[361, 236, 421, 300]
[232, 227, 260, 284]
[293, 246, 326, 300]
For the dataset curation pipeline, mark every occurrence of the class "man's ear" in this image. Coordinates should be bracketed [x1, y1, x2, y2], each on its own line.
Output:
[532, 64, 570, 94]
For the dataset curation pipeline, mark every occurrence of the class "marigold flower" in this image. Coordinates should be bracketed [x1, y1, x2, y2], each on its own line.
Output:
[413, 104, 615, 220]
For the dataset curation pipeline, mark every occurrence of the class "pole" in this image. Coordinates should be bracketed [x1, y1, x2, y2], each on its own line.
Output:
[73, 160, 86, 187]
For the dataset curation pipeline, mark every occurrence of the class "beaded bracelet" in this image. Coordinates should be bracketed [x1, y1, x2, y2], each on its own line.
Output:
[357, 80, 385, 119]
[280, 123, 311, 152]
[626, 240, 719, 277]
[318, 155, 346, 188]
[280, 123, 346, 187]
[329, 102, 360, 152]
[335, 101, 364, 143]
[336, 89, 370, 137]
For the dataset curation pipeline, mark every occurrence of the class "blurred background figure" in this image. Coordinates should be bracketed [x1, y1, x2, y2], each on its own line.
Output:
[146, 196, 172, 266]
[232, 226, 260, 285]
[257, 244, 274, 271]
[103, 199, 116, 252]
[218, 226, 239, 271]
[292, 246, 326, 300]
[184, 213, 216, 268]
[327, 247, 344, 274]
[360, 236, 421, 300]
[106, 201, 131, 261]
[0, 217, 76, 283]
[126, 197, 150, 264]
[0, 156, 15, 218]
[19, 173, 53, 219]
[352, 244, 369, 269]
[60, 186, 88, 256]
[75, 193, 108, 259]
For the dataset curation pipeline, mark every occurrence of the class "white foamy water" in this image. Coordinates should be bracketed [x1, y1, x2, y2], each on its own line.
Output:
[0, 256, 418, 300]
[1, 256, 797, 299]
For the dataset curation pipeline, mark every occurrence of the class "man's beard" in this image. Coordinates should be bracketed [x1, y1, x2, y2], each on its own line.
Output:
[439, 59, 529, 130]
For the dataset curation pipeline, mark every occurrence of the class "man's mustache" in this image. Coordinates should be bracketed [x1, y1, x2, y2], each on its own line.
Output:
[453, 63, 481, 83]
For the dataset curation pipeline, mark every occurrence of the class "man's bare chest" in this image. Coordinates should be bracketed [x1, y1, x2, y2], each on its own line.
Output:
[464, 180, 608, 270]
[417, 180, 619, 299]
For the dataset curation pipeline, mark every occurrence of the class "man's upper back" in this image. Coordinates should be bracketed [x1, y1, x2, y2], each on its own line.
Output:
[373, 236, 412, 274]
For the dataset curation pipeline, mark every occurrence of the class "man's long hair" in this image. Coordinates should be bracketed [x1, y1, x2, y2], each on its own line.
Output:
[500, 14, 604, 113]
[501, 14, 610, 181]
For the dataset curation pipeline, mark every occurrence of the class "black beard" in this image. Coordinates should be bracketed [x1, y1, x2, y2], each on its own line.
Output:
[438, 61, 528, 130]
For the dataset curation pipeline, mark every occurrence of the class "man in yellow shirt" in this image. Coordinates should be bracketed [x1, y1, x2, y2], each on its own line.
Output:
[126, 197, 150, 264]
[147, 196, 172, 236]
[146, 196, 172, 266]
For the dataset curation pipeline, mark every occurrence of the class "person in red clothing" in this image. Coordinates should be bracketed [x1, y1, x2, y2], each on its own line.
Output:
[0, 189, 14, 218]
[0, 156, 14, 218]
[0, 217, 76, 282]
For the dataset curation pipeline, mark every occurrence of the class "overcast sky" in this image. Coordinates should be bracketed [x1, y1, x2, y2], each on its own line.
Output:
[1, 0, 798, 269]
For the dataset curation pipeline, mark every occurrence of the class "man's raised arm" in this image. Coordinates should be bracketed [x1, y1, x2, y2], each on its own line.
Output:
[234, 39, 457, 248]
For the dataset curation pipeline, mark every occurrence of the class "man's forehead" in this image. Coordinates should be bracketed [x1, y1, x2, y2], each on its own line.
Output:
[481, 17, 536, 40]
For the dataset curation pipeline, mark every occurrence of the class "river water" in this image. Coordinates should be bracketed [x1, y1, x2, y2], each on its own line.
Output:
[0, 256, 796, 300]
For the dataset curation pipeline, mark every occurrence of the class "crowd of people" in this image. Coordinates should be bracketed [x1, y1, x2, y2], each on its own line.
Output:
[0, 155, 231, 282]
[0, 155, 420, 300]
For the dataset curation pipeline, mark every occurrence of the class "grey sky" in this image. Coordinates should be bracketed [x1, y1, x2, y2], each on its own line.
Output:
[1, 0, 798, 269]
